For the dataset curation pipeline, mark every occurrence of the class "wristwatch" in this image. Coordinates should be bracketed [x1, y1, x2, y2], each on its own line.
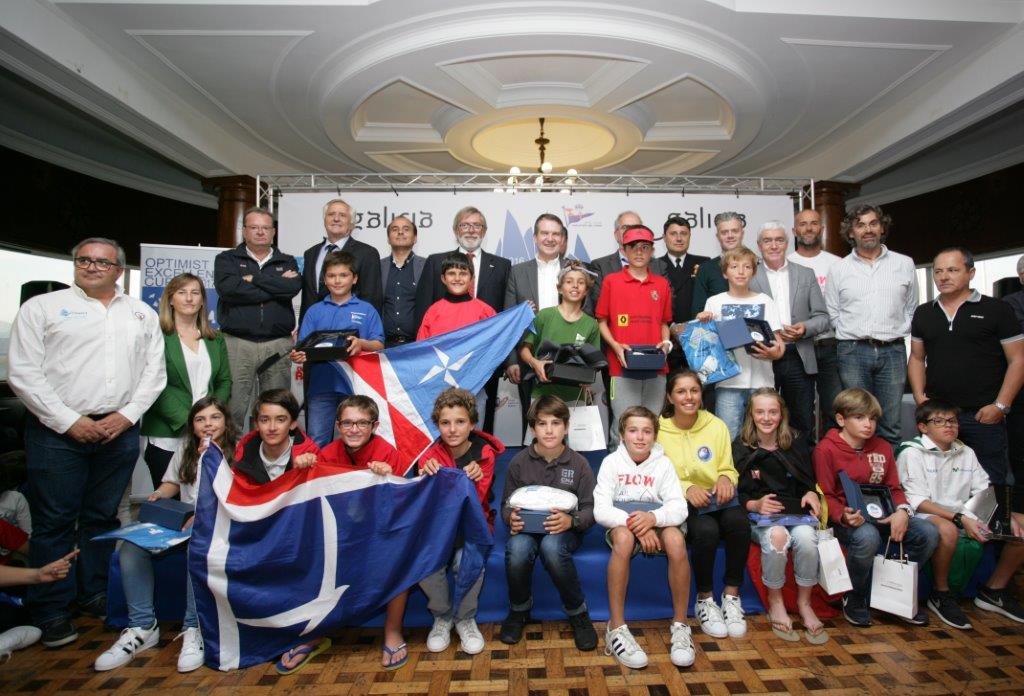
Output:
[571, 513, 582, 531]
[994, 401, 1011, 415]
[952, 512, 964, 529]
[897, 503, 914, 518]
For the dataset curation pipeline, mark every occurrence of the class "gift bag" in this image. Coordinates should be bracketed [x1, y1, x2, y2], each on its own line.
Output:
[817, 528, 853, 595]
[870, 541, 918, 619]
[567, 403, 605, 452]
[679, 320, 740, 385]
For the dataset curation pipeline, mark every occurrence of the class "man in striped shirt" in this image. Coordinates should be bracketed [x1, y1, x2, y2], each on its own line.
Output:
[824, 204, 917, 446]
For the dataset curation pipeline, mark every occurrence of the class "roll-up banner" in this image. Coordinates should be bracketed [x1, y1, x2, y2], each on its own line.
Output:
[140, 243, 229, 327]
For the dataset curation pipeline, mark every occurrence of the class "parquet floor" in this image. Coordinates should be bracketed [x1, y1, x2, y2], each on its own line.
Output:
[3, 603, 1024, 695]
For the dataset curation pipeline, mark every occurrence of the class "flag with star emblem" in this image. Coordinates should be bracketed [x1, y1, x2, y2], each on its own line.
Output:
[333, 303, 535, 474]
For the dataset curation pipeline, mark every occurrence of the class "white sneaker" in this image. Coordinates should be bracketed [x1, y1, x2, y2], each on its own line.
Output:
[0, 625, 42, 658]
[426, 617, 454, 652]
[94, 624, 159, 671]
[695, 596, 728, 638]
[175, 627, 204, 673]
[604, 624, 648, 669]
[669, 621, 695, 667]
[454, 618, 485, 655]
[721, 593, 747, 638]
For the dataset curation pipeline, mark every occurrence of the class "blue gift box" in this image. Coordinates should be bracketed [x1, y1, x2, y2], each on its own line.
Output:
[519, 509, 551, 534]
[139, 498, 195, 531]
[623, 345, 666, 373]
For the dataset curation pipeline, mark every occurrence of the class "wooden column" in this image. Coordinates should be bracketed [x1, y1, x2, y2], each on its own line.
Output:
[202, 175, 257, 248]
[808, 180, 860, 257]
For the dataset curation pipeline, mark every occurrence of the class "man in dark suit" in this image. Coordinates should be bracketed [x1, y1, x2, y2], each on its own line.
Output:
[415, 205, 511, 431]
[590, 210, 641, 305]
[655, 216, 709, 371]
[750, 220, 829, 436]
[691, 211, 746, 316]
[300, 198, 383, 320]
[380, 215, 425, 347]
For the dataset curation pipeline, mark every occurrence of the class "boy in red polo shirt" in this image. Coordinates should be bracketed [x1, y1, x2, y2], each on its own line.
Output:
[595, 225, 673, 448]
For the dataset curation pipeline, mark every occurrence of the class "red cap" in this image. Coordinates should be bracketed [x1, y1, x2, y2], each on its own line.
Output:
[622, 225, 655, 245]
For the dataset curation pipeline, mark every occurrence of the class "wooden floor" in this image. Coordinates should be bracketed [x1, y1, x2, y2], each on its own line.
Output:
[3, 603, 1024, 696]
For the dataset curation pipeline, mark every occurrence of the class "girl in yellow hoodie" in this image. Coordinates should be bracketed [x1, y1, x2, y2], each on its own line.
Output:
[658, 369, 750, 639]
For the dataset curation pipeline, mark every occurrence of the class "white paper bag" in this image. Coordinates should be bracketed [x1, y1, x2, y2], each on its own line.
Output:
[870, 543, 918, 619]
[567, 404, 606, 452]
[817, 528, 853, 595]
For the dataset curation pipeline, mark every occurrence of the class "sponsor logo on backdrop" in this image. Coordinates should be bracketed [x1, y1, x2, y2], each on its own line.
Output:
[668, 208, 747, 231]
[353, 206, 435, 234]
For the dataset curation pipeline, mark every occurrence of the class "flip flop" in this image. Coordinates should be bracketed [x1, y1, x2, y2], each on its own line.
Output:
[382, 642, 408, 671]
[770, 619, 800, 642]
[804, 624, 829, 645]
[275, 637, 332, 675]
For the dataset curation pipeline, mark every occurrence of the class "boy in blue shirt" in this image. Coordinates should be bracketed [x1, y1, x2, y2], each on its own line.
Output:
[291, 251, 384, 446]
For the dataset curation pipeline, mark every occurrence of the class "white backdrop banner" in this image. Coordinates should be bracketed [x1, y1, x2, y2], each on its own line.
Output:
[276, 192, 796, 266]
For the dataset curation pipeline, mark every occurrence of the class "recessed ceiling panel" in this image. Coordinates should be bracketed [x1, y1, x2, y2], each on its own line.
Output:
[360, 80, 453, 124]
[471, 117, 615, 170]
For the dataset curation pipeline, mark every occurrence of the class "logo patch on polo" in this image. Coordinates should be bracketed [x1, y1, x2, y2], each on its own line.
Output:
[697, 446, 712, 462]
[651, 290, 659, 301]
[617, 314, 629, 327]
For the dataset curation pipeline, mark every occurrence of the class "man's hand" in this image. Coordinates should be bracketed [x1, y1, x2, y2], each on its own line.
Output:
[637, 529, 662, 554]
[626, 511, 658, 537]
[544, 510, 573, 534]
[883, 508, 910, 542]
[714, 475, 735, 504]
[419, 458, 442, 476]
[242, 274, 254, 282]
[757, 493, 785, 515]
[37, 550, 79, 584]
[1011, 511, 1024, 538]
[282, 269, 299, 279]
[509, 508, 524, 535]
[293, 453, 317, 469]
[975, 404, 1005, 425]
[686, 485, 710, 508]
[841, 506, 865, 527]
[289, 349, 307, 365]
[801, 490, 821, 517]
[781, 323, 806, 341]
[66, 416, 108, 443]
[368, 461, 392, 476]
[463, 461, 484, 482]
[962, 515, 989, 543]
[96, 413, 133, 443]
[505, 364, 521, 384]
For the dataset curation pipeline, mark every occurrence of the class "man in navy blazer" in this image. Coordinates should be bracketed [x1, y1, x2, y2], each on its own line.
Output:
[380, 215, 425, 347]
[654, 216, 709, 371]
[750, 220, 829, 437]
[300, 198, 383, 320]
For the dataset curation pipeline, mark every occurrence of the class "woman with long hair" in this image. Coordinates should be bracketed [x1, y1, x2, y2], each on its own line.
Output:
[141, 273, 232, 487]
[733, 387, 826, 643]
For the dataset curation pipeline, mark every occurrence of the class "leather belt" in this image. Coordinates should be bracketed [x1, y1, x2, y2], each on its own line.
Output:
[845, 338, 903, 347]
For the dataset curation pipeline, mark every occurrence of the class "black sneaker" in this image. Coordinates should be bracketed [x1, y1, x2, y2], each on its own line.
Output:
[975, 585, 1024, 624]
[568, 611, 598, 651]
[78, 594, 107, 620]
[842, 593, 871, 627]
[41, 618, 79, 648]
[927, 591, 972, 630]
[498, 610, 530, 645]
[900, 608, 929, 626]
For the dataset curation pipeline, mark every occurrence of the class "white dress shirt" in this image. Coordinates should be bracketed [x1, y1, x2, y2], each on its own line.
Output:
[315, 236, 350, 285]
[149, 340, 211, 453]
[824, 245, 918, 342]
[536, 256, 561, 310]
[9, 284, 167, 434]
[764, 261, 793, 326]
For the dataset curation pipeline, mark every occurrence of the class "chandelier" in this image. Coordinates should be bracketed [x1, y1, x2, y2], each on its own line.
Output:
[495, 117, 578, 194]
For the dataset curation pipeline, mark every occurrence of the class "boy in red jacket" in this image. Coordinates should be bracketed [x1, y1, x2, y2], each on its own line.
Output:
[813, 388, 939, 628]
[417, 387, 504, 656]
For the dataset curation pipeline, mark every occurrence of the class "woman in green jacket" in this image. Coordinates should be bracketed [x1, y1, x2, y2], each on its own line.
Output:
[140, 273, 231, 487]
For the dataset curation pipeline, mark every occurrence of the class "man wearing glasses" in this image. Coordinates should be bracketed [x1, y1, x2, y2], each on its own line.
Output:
[908, 246, 1024, 489]
[9, 238, 166, 648]
[591, 210, 641, 306]
[214, 207, 302, 432]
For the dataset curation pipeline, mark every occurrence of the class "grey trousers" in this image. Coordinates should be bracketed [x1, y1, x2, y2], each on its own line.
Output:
[608, 375, 666, 447]
[223, 334, 293, 433]
[419, 547, 485, 622]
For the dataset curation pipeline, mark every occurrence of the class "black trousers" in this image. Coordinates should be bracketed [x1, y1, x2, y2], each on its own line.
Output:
[687, 503, 751, 593]
[143, 441, 176, 490]
[773, 345, 816, 438]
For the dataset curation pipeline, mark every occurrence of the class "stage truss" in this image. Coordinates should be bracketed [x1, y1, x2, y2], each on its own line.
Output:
[256, 173, 815, 213]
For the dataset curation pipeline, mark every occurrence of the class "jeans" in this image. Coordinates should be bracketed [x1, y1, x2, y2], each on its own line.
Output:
[813, 340, 842, 435]
[773, 347, 816, 438]
[687, 504, 751, 593]
[751, 524, 819, 589]
[305, 392, 344, 447]
[419, 547, 485, 621]
[834, 518, 939, 598]
[24, 416, 140, 625]
[223, 334, 293, 434]
[505, 531, 586, 615]
[119, 543, 197, 628]
[836, 341, 907, 446]
[609, 375, 666, 447]
[957, 411, 1010, 486]
[715, 388, 754, 440]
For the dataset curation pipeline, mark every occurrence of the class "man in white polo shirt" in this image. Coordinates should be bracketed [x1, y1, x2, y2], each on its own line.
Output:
[9, 237, 165, 647]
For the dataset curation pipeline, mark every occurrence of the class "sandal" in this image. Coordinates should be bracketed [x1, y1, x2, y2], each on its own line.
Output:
[275, 637, 332, 675]
[770, 619, 800, 642]
[382, 642, 408, 671]
[803, 623, 829, 645]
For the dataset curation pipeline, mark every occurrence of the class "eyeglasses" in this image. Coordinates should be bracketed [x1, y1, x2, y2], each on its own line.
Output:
[74, 256, 119, 271]
[457, 222, 484, 231]
[926, 417, 958, 427]
[245, 224, 274, 232]
[338, 419, 375, 430]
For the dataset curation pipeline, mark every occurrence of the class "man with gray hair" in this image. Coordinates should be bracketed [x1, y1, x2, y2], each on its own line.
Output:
[691, 212, 746, 316]
[591, 210, 641, 305]
[750, 220, 829, 435]
[9, 237, 166, 647]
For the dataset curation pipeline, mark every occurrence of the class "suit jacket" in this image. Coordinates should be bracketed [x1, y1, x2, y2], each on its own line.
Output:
[380, 253, 426, 287]
[414, 249, 511, 328]
[140, 332, 232, 438]
[749, 261, 830, 374]
[300, 237, 383, 320]
[590, 251, 625, 307]
[655, 252, 709, 324]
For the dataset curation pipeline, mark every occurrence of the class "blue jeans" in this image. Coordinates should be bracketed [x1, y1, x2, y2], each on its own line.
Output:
[25, 416, 140, 625]
[305, 392, 345, 447]
[119, 543, 197, 628]
[505, 531, 586, 615]
[715, 387, 754, 440]
[835, 518, 939, 599]
[957, 411, 1010, 486]
[836, 341, 907, 446]
[814, 341, 842, 434]
[751, 524, 819, 589]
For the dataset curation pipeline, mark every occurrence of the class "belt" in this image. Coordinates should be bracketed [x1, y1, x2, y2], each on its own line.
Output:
[845, 338, 903, 347]
[814, 337, 838, 347]
[86, 412, 115, 420]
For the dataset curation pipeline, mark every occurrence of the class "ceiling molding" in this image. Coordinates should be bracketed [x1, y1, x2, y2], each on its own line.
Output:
[353, 123, 443, 143]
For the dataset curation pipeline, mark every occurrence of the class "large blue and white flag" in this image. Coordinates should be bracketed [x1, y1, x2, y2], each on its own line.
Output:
[334, 302, 535, 474]
[189, 444, 493, 671]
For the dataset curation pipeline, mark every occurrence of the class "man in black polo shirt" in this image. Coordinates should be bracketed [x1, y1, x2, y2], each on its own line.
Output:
[908, 247, 1024, 486]
[380, 215, 425, 347]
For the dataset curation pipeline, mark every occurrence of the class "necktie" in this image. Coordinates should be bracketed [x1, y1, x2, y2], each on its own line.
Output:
[466, 251, 476, 298]
[675, 257, 682, 269]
